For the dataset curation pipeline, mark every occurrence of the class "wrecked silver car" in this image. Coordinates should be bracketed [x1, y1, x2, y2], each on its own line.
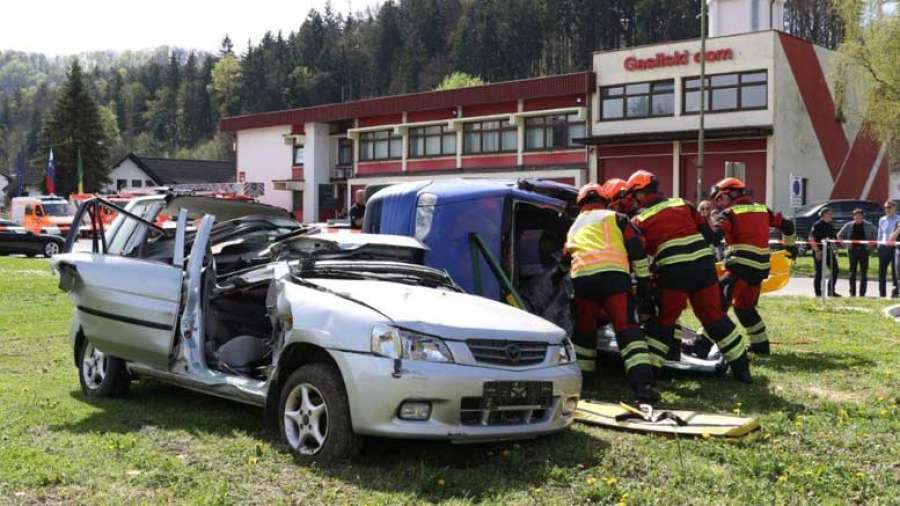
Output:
[52, 194, 581, 462]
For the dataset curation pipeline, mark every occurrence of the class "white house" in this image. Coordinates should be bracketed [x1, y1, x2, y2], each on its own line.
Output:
[104, 153, 235, 193]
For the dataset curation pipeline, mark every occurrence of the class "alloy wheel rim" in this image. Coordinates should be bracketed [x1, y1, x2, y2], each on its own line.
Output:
[81, 343, 107, 390]
[45, 242, 60, 256]
[283, 383, 329, 455]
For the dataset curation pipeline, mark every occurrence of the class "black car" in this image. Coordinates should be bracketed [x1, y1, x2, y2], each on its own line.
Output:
[0, 219, 65, 257]
[787, 199, 882, 252]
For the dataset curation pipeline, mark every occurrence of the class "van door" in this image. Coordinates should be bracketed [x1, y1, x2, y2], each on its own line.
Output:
[52, 201, 189, 369]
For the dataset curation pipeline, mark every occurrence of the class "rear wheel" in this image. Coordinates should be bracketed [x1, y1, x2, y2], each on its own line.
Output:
[278, 363, 360, 463]
[43, 241, 60, 257]
[77, 339, 130, 397]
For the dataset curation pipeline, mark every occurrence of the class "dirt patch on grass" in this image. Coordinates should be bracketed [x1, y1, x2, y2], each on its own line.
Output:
[804, 385, 866, 404]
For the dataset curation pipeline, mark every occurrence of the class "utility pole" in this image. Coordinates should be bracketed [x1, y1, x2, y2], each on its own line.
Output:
[696, 0, 707, 201]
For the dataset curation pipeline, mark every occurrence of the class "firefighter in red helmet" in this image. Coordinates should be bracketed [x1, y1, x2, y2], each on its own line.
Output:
[565, 182, 660, 402]
[625, 170, 753, 383]
[689, 177, 796, 356]
[604, 178, 634, 215]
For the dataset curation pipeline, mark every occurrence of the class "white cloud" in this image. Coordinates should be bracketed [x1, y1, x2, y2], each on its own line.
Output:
[0, 0, 384, 55]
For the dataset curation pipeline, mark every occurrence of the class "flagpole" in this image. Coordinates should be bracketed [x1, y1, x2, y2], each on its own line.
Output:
[697, 0, 707, 201]
[77, 148, 84, 194]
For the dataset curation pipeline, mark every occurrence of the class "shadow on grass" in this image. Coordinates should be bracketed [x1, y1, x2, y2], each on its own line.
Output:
[314, 429, 609, 502]
[52, 382, 263, 437]
[52, 381, 610, 502]
[760, 351, 876, 374]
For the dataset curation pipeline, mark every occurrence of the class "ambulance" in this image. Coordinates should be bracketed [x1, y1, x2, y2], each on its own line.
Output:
[10, 196, 75, 237]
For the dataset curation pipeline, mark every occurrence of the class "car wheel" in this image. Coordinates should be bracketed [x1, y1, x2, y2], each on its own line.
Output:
[43, 241, 60, 257]
[279, 363, 360, 463]
[77, 339, 130, 397]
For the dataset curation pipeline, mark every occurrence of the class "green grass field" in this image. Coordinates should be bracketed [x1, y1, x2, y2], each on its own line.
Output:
[1, 257, 898, 504]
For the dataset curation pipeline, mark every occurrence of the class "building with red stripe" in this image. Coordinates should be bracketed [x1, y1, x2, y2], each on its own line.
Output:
[219, 0, 890, 222]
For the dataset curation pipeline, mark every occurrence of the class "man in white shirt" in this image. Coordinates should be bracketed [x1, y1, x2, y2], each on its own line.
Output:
[877, 200, 900, 297]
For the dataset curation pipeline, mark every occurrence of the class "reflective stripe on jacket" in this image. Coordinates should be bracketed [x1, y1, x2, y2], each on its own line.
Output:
[565, 209, 630, 278]
[718, 201, 795, 279]
[633, 198, 714, 268]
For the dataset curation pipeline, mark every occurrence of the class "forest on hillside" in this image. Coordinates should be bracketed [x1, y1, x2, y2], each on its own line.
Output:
[0, 0, 844, 181]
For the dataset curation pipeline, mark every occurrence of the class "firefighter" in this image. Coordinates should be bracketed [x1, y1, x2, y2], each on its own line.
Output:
[702, 177, 796, 355]
[565, 181, 660, 402]
[625, 170, 753, 383]
[604, 178, 632, 215]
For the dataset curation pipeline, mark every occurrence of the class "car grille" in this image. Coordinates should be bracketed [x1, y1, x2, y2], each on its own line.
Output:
[459, 396, 553, 426]
[466, 339, 548, 366]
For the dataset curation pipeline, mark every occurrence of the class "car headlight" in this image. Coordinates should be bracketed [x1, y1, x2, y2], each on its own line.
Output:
[557, 337, 576, 364]
[370, 324, 454, 363]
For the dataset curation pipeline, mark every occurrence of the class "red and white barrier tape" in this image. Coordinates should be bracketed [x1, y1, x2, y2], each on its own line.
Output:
[768, 239, 896, 247]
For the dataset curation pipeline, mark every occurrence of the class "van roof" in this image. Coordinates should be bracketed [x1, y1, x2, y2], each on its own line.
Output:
[370, 178, 569, 207]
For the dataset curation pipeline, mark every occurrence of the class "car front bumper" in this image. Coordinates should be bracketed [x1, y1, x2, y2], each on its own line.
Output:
[331, 351, 582, 441]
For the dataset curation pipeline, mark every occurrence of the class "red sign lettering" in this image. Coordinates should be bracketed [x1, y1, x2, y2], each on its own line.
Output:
[623, 48, 734, 71]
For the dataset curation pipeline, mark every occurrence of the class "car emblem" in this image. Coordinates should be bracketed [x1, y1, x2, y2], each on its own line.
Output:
[504, 344, 522, 363]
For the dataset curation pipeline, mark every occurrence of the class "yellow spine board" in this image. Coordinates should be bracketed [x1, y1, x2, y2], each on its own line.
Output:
[574, 400, 760, 438]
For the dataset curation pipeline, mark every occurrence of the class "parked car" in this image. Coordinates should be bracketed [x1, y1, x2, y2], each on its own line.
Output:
[0, 219, 64, 257]
[52, 194, 581, 462]
[790, 199, 881, 250]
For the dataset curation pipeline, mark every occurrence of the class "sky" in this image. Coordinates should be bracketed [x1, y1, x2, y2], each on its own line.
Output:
[0, 0, 384, 55]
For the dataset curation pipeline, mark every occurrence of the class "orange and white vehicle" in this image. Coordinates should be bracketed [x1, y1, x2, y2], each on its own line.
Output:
[10, 196, 74, 237]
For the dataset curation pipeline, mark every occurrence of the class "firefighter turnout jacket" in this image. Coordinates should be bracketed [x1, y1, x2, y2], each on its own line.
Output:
[631, 197, 716, 284]
[716, 200, 796, 284]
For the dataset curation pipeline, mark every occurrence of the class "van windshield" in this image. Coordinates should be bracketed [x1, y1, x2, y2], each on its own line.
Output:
[42, 203, 70, 216]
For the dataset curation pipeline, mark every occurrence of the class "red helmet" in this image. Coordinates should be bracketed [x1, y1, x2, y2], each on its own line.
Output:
[576, 183, 605, 207]
[625, 170, 659, 194]
[600, 178, 627, 202]
[709, 177, 748, 201]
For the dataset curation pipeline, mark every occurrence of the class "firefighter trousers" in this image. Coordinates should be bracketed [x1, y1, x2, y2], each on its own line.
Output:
[722, 274, 768, 346]
[572, 273, 654, 386]
[645, 281, 748, 366]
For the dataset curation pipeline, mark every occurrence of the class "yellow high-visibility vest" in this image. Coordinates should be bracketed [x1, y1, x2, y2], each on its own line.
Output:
[565, 209, 629, 278]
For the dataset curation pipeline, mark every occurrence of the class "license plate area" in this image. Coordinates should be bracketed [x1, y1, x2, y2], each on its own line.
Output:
[482, 381, 553, 409]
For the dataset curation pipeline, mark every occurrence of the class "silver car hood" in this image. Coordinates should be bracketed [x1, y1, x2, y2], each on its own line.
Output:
[301, 278, 565, 343]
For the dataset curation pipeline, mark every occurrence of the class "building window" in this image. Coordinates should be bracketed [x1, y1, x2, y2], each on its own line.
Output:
[116, 179, 127, 190]
[409, 124, 456, 158]
[525, 113, 585, 150]
[292, 143, 304, 165]
[131, 179, 143, 188]
[463, 120, 517, 154]
[600, 80, 675, 120]
[337, 138, 353, 166]
[359, 130, 401, 161]
[145, 180, 154, 187]
[683, 70, 768, 114]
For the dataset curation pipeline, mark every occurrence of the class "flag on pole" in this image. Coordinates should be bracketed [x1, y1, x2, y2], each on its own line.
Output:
[77, 148, 84, 194]
[15, 151, 24, 196]
[46, 148, 56, 195]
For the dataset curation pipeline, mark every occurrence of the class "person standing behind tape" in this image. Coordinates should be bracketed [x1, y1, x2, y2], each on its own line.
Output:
[877, 201, 900, 298]
[625, 170, 753, 383]
[564, 181, 659, 403]
[809, 207, 840, 297]
[837, 209, 877, 297]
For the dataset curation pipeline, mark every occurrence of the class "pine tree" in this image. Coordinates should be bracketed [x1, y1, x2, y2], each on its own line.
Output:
[39, 60, 110, 195]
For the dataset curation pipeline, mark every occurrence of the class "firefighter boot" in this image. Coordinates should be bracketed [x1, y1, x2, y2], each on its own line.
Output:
[730, 352, 753, 384]
[749, 341, 771, 355]
[632, 383, 662, 404]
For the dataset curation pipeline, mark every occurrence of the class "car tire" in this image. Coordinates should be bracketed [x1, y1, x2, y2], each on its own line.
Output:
[43, 241, 60, 257]
[77, 338, 130, 397]
[278, 363, 361, 463]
